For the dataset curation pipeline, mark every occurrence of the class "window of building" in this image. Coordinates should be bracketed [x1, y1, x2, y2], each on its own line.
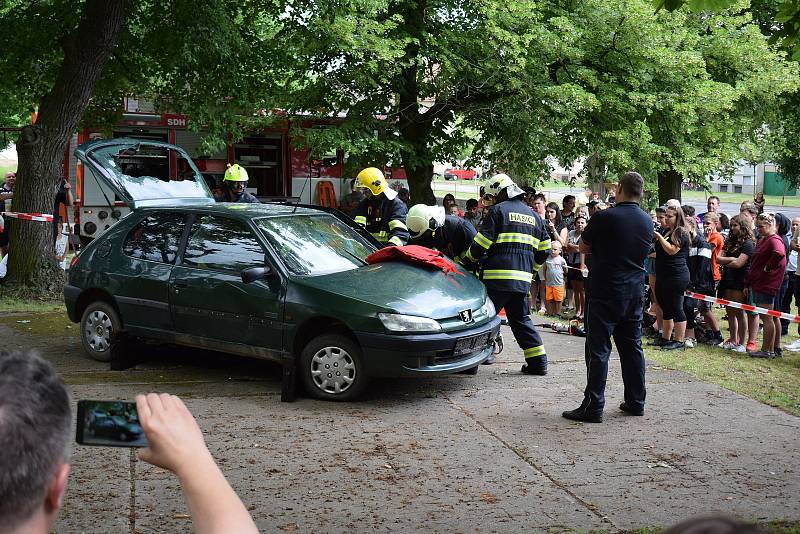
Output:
[743, 175, 752, 185]
[183, 216, 265, 272]
[719, 184, 728, 193]
[734, 185, 743, 194]
[123, 214, 187, 264]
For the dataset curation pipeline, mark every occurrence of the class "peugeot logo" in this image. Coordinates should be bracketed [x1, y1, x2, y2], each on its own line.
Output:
[459, 309, 473, 323]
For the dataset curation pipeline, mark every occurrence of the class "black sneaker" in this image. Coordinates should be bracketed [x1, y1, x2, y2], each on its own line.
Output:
[521, 363, 547, 375]
[619, 402, 644, 416]
[773, 347, 783, 358]
[749, 350, 775, 359]
[703, 334, 724, 346]
[647, 337, 669, 347]
[562, 405, 603, 423]
[661, 340, 685, 351]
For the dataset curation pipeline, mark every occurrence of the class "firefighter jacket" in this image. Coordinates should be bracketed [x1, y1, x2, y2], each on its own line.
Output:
[688, 234, 715, 294]
[353, 194, 409, 246]
[411, 215, 477, 261]
[465, 196, 551, 293]
[215, 189, 260, 203]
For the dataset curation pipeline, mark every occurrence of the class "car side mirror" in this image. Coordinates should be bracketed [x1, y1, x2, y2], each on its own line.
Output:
[241, 265, 273, 284]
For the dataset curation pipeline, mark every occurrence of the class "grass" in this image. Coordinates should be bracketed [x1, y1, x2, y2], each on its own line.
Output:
[0, 164, 14, 183]
[645, 343, 800, 416]
[0, 289, 62, 314]
[617, 520, 800, 534]
[681, 189, 800, 208]
[644, 303, 800, 417]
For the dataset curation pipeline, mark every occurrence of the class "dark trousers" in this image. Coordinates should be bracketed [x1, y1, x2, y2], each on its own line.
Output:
[780, 272, 795, 334]
[582, 294, 646, 414]
[487, 289, 547, 368]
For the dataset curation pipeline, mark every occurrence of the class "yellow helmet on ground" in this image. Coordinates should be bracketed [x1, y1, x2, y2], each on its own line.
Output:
[485, 173, 524, 199]
[356, 167, 397, 200]
[223, 163, 249, 182]
[406, 204, 446, 238]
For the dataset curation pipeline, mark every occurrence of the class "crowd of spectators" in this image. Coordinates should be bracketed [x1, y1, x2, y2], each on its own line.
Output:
[432, 184, 798, 359]
[645, 196, 796, 358]
[345, 177, 796, 358]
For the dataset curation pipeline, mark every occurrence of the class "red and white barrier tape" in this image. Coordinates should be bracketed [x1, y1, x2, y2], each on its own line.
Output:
[684, 291, 800, 323]
[1, 211, 53, 222]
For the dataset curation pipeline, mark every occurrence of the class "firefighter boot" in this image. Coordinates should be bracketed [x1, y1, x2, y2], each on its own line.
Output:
[521, 355, 548, 376]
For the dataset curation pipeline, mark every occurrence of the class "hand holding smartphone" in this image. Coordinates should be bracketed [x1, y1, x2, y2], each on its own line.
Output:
[76, 400, 147, 447]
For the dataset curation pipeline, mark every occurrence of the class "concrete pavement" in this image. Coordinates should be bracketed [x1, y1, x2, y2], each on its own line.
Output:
[1, 311, 797, 532]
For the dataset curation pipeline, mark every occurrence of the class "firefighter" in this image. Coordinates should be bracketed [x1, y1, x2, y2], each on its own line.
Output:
[406, 203, 476, 261]
[216, 164, 260, 203]
[352, 167, 408, 246]
[461, 174, 551, 375]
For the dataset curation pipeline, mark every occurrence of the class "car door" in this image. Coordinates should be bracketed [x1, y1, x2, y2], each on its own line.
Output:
[169, 214, 284, 355]
[114, 212, 187, 333]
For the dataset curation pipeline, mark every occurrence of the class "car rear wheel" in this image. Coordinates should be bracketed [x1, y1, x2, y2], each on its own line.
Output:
[300, 334, 367, 401]
[80, 301, 121, 362]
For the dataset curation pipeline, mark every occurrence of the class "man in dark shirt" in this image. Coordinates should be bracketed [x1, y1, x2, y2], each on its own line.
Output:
[562, 171, 653, 423]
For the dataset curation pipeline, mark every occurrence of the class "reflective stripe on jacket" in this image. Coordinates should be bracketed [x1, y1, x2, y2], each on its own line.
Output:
[353, 194, 409, 246]
[466, 196, 550, 293]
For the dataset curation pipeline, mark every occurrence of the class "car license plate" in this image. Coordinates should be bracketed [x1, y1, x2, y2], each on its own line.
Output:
[453, 333, 491, 356]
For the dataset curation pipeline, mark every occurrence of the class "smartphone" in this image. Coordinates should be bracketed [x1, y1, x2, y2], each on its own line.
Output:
[76, 400, 148, 448]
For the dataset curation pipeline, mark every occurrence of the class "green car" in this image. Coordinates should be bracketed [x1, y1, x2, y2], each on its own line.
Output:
[64, 139, 500, 400]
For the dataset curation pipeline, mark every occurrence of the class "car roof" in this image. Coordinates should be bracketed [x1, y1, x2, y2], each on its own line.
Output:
[139, 201, 328, 219]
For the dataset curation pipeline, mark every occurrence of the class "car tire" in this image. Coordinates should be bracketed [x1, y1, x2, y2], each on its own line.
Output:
[300, 334, 367, 401]
[80, 301, 121, 362]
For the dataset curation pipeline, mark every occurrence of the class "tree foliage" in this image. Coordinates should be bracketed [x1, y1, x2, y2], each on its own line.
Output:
[0, 1, 284, 291]
[654, 0, 800, 59]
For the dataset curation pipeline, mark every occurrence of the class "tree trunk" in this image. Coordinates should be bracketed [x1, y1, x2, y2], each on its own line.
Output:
[657, 167, 682, 205]
[405, 162, 436, 205]
[8, 0, 126, 293]
[586, 151, 606, 196]
[391, 0, 437, 207]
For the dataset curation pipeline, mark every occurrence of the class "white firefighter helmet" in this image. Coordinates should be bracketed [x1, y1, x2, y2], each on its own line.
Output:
[406, 204, 446, 238]
[485, 173, 525, 199]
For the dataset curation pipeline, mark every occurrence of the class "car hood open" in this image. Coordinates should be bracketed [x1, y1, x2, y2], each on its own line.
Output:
[293, 261, 487, 319]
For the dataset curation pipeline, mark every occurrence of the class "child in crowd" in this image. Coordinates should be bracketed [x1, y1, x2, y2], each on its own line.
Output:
[542, 241, 568, 316]
[701, 212, 725, 344]
[565, 215, 587, 319]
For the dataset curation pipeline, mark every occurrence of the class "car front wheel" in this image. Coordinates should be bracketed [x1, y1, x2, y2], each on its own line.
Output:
[300, 334, 367, 401]
[80, 301, 121, 362]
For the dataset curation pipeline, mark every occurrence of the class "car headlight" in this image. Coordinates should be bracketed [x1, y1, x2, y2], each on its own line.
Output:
[480, 297, 496, 318]
[378, 313, 442, 332]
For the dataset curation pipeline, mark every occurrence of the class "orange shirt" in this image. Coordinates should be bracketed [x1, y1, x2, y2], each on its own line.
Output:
[707, 231, 724, 281]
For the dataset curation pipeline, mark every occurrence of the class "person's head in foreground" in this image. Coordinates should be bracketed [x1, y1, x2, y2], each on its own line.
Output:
[0, 350, 259, 534]
[0, 351, 71, 534]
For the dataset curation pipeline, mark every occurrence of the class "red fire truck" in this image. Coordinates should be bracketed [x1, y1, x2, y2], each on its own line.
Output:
[71, 99, 407, 243]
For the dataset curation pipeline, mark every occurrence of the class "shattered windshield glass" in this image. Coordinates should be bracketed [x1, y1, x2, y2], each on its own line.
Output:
[255, 214, 376, 276]
[87, 143, 213, 202]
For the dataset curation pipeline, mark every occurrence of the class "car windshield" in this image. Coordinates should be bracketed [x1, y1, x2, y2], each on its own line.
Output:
[255, 214, 376, 276]
[87, 142, 213, 202]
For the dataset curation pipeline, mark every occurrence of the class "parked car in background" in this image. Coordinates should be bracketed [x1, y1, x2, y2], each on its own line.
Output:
[444, 168, 479, 181]
[65, 139, 501, 401]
